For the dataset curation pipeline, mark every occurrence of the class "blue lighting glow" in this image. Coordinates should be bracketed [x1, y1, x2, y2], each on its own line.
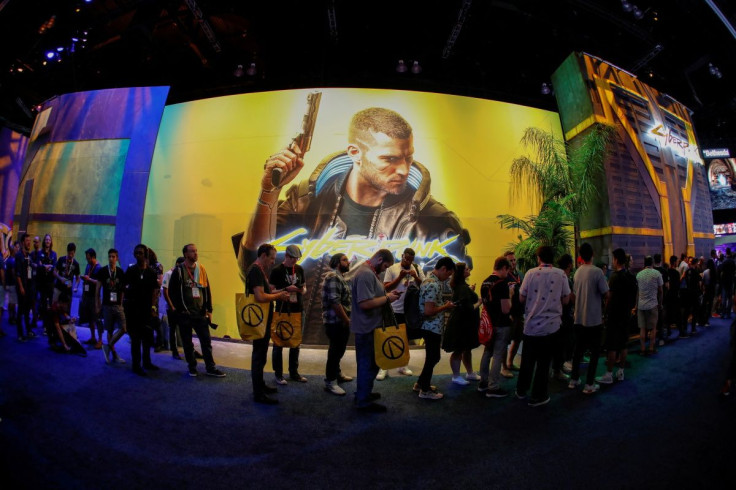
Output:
[56, 47, 64, 52]
[46, 51, 55, 59]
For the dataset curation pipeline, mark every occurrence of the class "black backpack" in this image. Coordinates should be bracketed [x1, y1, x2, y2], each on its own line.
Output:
[404, 272, 433, 330]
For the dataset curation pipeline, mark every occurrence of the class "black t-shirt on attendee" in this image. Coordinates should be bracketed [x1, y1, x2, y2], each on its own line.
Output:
[270, 263, 305, 313]
[482, 274, 511, 327]
[607, 269, 637, 317]
[82, 263, 102, 298]
[94, 265, 125, 306]
[123, 264, 158, 309]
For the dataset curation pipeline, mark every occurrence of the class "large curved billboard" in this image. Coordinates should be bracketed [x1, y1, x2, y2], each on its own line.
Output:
[142, 88, 562, 343]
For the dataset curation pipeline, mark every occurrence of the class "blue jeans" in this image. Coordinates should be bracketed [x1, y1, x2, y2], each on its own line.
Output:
[354, 331, 379, 407]
[479, 325, 511, 390]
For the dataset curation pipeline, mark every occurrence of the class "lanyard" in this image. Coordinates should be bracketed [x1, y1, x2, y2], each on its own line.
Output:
[185, 263, 197, 284]
[109, 265, 116, 281]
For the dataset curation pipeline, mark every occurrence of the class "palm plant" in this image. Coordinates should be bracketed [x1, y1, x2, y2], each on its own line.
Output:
[498, 124, 613, 271]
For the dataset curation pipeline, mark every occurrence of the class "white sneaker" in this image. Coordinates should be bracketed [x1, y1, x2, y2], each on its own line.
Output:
[465, 372, 481, 381]
[375, 369, 388, 381]
[596, 372, 614, 385]
[616, 369, 625, 381]
[397, 366, 413, 376]
[452, 376, 470, 386]
[324, 380, 346, 396]
[583, 383, 600, 394]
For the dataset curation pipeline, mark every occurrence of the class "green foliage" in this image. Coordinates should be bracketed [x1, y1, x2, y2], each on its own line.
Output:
[499, 124, 613, 272]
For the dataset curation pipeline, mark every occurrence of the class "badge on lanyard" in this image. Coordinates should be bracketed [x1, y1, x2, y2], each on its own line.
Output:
[110, 291, 118, 302]
[192, 286, 201, 299]
[27, 266, 32, 279]
[84, 284, 89, 292]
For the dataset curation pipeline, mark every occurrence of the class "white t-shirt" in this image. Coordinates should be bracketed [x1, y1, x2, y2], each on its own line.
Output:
[383, 262, 425, 314]
[519, 265, 571, 336]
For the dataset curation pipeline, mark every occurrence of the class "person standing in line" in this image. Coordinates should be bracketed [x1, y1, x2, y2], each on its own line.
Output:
[162, 257, 186, 360]
[477, 257, 513, 397]
[516, 246, 571, 407]
[552, 254, 575, 381]
[634, 256, 663, 356]
[442, 262, 481, 385]
[93, 248, 127, 364]
[4, 241, 19, 326]
[15, 233, 37, 341]
[351, 249, 401, 412]
[379, 247, 424, 380]
[123, 244, 160, 376]
[270, 244, 308, 385]
[35, 234, 57, 324]
[416, 257, 456, 400]
[168, 243, 226, 378]
[79, 248, 104, 348]
[568, 243, 609, 395]
[246, 244, 291, 405]
[504, 250, 524, 377]
[653, 254, 669, 346]
[321, 253, 353, 395]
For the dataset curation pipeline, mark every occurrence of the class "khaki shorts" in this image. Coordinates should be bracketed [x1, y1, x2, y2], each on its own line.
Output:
[637, 308, 658, 330]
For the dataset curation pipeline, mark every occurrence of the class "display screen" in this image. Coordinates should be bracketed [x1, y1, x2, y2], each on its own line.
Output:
[142, 88, 563, 342]
[706, 157, 736, 211]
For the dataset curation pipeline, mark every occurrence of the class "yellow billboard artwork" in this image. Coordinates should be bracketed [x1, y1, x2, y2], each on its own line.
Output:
[142, 88, 562, 343]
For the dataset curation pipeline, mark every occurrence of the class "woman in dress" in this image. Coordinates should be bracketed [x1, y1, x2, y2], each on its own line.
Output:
[442, 262, 481, 385]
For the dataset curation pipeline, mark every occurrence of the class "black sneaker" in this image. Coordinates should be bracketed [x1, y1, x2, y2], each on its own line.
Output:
[357, 402, 387, 413]
[486, 388, 509, 398]
[188, 367, 198, 377]
[528, 396, 551, 407]
[477, 382, 489, 392]
[26, 331, 37, 338]
[143, 363, 160, 371]
[263, 385, 278, 394]
[133, 367, 147, 376]
[254, 394, 278, 405]
[206, 368, 226, 378]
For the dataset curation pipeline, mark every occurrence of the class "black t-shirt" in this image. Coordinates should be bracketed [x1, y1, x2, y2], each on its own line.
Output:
[340, 193, 378, 237]
[3, 256, 14, 285]
[94, 265, 125, 306]
[270, 263, 305, 313]
[607, 269, 637, 317]
[246, 263, 270, 296]
[123, 264, 158, 309]
[482, 274, 511, 327]
[55, 256, 80, 290]
[719, 258, 735, 287]
[666, 268, 680, 299]
[82, 263, 102, 298]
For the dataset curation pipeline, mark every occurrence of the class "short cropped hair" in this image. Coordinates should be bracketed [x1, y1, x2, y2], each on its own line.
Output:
[653, 253, 662, 264]
[579, 243, 594, 262]
[537, 246, 554, 265]
[349, 108, 412, 150]
[67, 242, 76, 252]
[435, 256, 456, 272]
[613, 248, 627, 266]
[558, 254, 573, 270]
[372, 249, 395, 266]
[108, 248, 118, 257]
[257, 243, 276, 258]
[182, 243, 195, 256]
[85, 248, 96, 258]
[494, 257, 511, 271]
[644, 255, 653, 267]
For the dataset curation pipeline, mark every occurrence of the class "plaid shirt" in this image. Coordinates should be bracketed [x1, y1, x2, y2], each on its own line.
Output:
[322, 270, 351, 325]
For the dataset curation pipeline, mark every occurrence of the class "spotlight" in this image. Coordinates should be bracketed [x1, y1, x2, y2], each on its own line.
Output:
[632, 6, 644, 19]
[396, 59, 407, 73]
[72, 37, 79, 42]
[56, 47, 64, 52]
[411, 60, 422, 74]
[621, 0, 633, 13]
[709, 63, 723, 79]
[246, 62, 256, 76]
[46, 51, 55, 59]
[233, 64, 244, 77]
[541, 82, 552, 95]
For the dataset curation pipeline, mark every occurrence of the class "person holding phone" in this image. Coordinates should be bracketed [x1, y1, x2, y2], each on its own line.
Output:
[380, 247, 424, 380]
[270, 244, 308, 384]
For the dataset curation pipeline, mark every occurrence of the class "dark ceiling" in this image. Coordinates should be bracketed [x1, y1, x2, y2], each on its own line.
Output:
[1, 0, 735, 149]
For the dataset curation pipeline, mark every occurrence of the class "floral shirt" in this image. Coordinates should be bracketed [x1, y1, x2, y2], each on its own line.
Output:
[419, 272, 443, 334]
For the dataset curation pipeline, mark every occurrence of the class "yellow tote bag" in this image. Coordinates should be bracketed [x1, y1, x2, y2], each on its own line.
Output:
[374, 305, 411, 369]
[235, 292, 269, 341]
[271, 303, 303, 348]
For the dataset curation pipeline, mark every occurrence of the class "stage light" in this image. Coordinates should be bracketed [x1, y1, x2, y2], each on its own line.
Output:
[233, 64, 244, 77]
[541, 82, 552, 95]
[411, 61, 422, 74]
[632, 6, 644, 19]
[621, 0, 633, 13]
[246, 62, 256, 76]
[709, 63, 723, 79]
[396, 60, 407, 73]
[56, 47, 64, 52]
[72, 37, 79, 42]
[46, 51, 55, 59]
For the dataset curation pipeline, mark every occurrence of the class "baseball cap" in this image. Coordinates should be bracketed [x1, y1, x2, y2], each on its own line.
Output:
[285, 244, 302, 258]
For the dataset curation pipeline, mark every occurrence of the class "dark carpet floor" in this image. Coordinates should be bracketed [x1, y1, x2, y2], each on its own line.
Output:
[1, 314, 734, 490]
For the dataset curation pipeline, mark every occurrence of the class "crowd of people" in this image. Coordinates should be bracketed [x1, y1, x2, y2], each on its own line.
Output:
[2, 232, 735, 408]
